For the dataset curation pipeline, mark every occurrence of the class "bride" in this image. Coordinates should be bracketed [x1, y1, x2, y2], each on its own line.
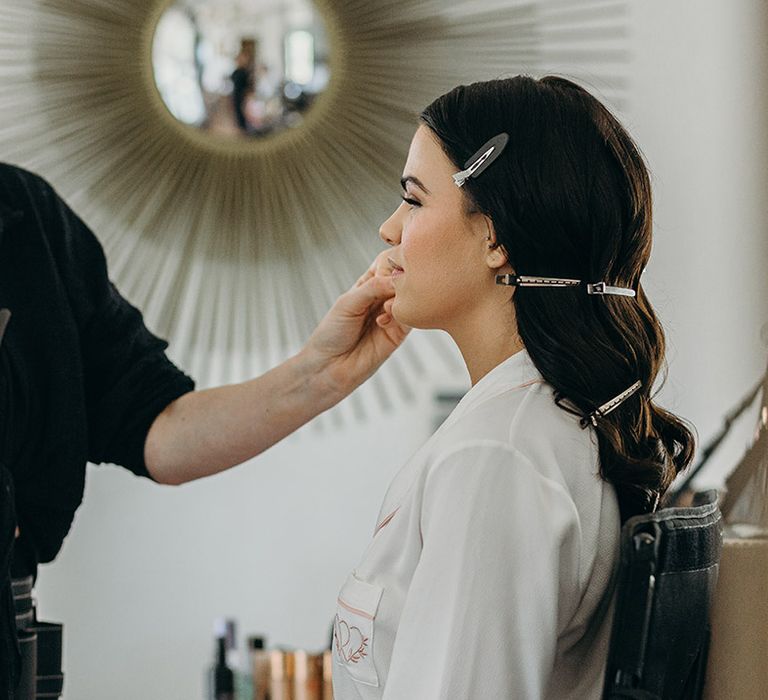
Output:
[328, 75, 695, 699]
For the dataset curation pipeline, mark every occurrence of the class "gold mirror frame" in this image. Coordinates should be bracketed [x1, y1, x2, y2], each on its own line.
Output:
[0, 0, 630, 424]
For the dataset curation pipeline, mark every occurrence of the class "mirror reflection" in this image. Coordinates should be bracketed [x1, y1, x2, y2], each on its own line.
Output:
[152, 0, 331, 139]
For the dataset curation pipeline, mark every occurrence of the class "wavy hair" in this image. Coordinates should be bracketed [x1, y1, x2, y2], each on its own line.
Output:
[420, 75, 695, 522]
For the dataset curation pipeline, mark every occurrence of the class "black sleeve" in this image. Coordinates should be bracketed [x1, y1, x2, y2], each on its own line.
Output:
[0, 465, 20, 694]
[38, 176, 196, 478]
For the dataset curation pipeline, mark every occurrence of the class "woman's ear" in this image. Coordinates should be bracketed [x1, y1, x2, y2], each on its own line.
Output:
[486, 245, 509, 270]
[482, 217, 509, 270]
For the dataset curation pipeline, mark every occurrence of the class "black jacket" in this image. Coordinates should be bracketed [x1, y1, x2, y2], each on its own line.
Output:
[0, 163, 195, 696]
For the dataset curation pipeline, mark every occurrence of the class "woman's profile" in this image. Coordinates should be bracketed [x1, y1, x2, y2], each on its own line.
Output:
[331, 75, 695, 699]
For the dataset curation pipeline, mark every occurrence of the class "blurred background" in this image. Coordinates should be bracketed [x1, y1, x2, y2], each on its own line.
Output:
[0, 0, 766, 698]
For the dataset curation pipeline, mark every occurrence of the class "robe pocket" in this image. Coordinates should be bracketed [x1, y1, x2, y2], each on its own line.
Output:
[333, 571, 383, 687]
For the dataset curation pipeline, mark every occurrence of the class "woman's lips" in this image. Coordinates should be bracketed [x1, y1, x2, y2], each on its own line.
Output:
[387, 257, 404, 278]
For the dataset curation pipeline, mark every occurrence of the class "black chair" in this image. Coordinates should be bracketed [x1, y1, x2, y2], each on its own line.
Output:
[603, 490, 724, 700]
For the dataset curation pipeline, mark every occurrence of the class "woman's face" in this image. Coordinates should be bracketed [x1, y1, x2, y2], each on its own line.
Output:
[379, 125, 508, 331]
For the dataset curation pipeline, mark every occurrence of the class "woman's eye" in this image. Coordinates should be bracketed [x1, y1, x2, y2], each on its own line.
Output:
[400, 196, 421, 208]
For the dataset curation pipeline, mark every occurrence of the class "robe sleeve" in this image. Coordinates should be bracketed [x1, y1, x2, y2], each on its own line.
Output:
[382, 441, 581, 699]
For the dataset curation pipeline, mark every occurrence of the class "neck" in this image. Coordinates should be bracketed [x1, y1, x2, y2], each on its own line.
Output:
[446, 297, 525, 386]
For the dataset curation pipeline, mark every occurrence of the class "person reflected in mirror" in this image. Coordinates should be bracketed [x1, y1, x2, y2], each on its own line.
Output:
[230, 49, 253, 133]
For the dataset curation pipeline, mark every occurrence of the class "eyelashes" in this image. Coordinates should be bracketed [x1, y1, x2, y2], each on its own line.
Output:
[400, 195, 421, 207]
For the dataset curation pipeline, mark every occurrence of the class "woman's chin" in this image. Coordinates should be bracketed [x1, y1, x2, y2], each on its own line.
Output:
[391, 300, 427, 331]
[390, 300, 410, 327]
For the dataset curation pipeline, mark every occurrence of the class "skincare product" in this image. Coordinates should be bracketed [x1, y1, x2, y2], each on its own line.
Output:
[209, 619, 235, 700]
[249, 636, 270, 700]
[322, 650, 334, 700]
[294, 651, 323, 700]
[269, 650, 294, 700]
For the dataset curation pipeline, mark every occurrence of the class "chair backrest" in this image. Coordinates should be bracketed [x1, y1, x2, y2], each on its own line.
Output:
[603, 490, 724, 700]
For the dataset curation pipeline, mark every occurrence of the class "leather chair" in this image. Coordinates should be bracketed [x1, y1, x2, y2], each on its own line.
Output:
[603, 490, 724, 699]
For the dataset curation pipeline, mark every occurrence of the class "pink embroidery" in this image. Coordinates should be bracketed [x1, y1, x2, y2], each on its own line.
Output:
[373, 507, 400, 537]
[337, 598, 374, 620]
[515, 378, 545, 390]
[333, 614, 369, 664]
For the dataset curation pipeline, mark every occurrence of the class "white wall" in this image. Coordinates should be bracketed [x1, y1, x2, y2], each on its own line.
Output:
[34, 1, 768, 699]
[628, 0, 768, 486]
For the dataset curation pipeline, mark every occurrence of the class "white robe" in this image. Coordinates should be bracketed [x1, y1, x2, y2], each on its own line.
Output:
[332, 347, 621, 699]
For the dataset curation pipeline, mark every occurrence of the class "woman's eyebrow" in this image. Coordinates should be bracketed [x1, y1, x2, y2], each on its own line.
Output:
[400, 175, 431, 195]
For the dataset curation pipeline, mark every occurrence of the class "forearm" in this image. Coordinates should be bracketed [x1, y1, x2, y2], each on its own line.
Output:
[144, 350, 344, 485]
[144, 257, 404, 485]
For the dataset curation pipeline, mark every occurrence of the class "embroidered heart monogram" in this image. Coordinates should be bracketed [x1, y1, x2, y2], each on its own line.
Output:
[334, 614, 369, 664]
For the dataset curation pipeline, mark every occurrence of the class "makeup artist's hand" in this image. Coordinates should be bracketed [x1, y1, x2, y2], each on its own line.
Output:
[301, 250, 410, 398]
[146, 251, 410, 484]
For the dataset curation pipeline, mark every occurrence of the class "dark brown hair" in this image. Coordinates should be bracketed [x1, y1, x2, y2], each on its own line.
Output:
[420, 75, 695, 522]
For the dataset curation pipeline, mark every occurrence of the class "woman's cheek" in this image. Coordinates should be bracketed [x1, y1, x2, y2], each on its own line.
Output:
[399, 233, 413, 269]
[400, 227, 428, 263]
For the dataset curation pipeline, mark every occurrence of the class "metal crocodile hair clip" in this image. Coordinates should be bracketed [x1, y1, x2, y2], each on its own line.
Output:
[452, 133, 510, 187]
[580, 380, 643, 429]
[495, 274, 636, 298]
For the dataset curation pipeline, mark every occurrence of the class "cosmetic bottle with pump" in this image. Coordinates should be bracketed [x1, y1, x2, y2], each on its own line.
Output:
[209, 619, 235, 700]
[222, 619, 252, 700]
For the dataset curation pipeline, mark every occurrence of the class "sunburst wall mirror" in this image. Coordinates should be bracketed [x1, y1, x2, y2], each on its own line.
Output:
[0, 0, 631, 428]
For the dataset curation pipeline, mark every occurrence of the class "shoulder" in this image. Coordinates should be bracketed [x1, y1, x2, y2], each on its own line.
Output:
[427, 438, 563, 488]
[508, 380, 588, 448]
[0, 161, 49, 185]
[425, 382, 612, 531]
[423, 439, 580, 532]
[437, 380, 597, 492]
[0, 161, 103, 267]
[0, 162, 65, 245]
[0, 162, 56, 209]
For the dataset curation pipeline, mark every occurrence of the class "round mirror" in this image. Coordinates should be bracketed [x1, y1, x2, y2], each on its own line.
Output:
[152, 0, 331, 140]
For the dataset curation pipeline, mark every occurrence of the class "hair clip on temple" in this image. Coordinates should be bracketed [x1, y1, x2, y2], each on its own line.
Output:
[452, 133, 509, 187]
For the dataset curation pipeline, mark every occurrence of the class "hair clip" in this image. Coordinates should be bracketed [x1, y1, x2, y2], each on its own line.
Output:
[586, 282, 636, 298]
[496, 274, 636, 297]
[452, 133, 509, 187]
[580, 380, 642, 429]
[495, 274, 580, 288]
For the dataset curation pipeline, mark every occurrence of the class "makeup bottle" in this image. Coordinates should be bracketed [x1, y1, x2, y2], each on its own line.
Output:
[213, 636, 235, 700]
[209, 619, 235, 700]
[249, 636, 270, 700]
[322, 650, 334, 700]
[294, 650, 323, 700]
[269, 649, 295, 700]
[222, 619, 251, 700]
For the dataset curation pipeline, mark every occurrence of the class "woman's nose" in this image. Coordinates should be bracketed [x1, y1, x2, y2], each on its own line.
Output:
[379, 211, 401, 247]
